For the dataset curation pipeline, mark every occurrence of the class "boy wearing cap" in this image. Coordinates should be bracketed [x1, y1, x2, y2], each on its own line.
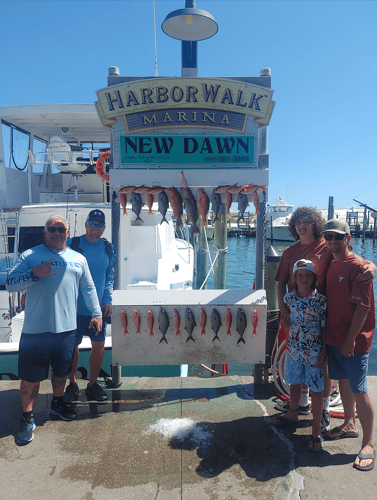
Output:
[323, 219, 375, 471]
[272, 259, 327, 451]
[64, 209, 115, 402]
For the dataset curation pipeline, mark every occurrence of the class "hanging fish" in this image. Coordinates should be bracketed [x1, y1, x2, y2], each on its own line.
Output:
[251, 190, 260, 214]
[147, 310, 154, 337]
[120, 309, 129, 334]
[252, 309, 258, 335]
[133, 309, 141, 334]
[147, 192, 154, 214]
[158, 307, 170, 344]
[211, 308, 222, 342]
[131, 192, 144, 223]
[185, 307, 196, 343]
[119, 189, 128, 215]
[173, 309, 180, 336]
[197, 188, 210, 227]
[225, 308, 232, 335]
[180, 171, 199, 234]
[237, 192, 249, 222]
[165, 187, 183, 227]
[158, 191, 169, 225]
[200, 308, 207, 335]
[212, 192, 222, 222]
[225, 191, 232, 215]
[236, 308, 247, 344]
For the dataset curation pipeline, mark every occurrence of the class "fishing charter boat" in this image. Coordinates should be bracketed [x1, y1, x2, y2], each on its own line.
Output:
[265, 196, 294, 242]
[0, 104, 194, 378]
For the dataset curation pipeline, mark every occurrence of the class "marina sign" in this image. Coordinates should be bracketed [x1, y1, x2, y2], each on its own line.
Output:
[119, 135, 255, 165]
[95, 77, 275, 130]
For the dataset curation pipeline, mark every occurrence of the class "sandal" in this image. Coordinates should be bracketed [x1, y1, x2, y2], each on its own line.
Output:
[272, 414, 298, 426]
[354, 449, 376, 471]
[308, 435, 323, 452]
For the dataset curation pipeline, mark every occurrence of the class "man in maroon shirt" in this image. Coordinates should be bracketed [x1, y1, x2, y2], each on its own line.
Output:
[323, 219, 375, 471]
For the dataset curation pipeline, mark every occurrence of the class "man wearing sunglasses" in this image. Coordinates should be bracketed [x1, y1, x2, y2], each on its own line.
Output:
[6, 215, 102, 445]
[323, 219, 375, 471]
[64, 209, 115, 403]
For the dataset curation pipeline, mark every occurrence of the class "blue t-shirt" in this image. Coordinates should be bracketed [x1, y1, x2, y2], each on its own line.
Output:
[67, 236, 115, 316]
[6, 244, 102, 334]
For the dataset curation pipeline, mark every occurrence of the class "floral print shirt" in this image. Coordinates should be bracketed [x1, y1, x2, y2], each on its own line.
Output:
[284, 289, 327, 365]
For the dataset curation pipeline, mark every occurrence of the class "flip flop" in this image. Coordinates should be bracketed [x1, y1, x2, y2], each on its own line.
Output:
[308, 435, 323, 452]
[326, 426, 359, 440]
[354, 449, 376, 471]
[272, 414, 298, 426]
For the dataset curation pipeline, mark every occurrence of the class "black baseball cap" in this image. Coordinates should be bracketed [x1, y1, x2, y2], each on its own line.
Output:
[87, 209, 105, 223]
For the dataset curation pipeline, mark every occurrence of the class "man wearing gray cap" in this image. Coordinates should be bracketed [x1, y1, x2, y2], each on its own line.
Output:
[64, 209, 115, 402]
[323, 219, 375, 471]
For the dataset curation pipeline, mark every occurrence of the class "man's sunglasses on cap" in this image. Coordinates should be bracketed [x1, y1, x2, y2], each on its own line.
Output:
[324, 233, 347, 241]
[47, 226, 67, 233]
[87, 221, 105, 228]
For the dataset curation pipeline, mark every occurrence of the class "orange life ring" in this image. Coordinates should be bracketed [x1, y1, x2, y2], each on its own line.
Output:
[96, 151, 110, 183]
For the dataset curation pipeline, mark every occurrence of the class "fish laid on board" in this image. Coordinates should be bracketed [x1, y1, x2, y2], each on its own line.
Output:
[165, 187, 183, 227]
[213, 183, 238, 194]
[180, 170, 199, 234]
[211, 192, 222, 222]
[131, 192, 144, 223]
[158, 191, 169, 225]
[133, 309, 141, 334]
[252, 309, 258, 335]
[197, 188, 210, 227]
[120, 309, 129, 334]
[211, 308, 222, 342]
[200, 307, 207, 335]
[147, 192, 154, 214]
[147, 310, 154, 337]
[225, 308, 232, 335]
[237, 192, 249, 222]
[119, 190, 128, 215]
[236, 308, 247, 344]
[132, 185, 149, 193]
[173, 309, 180, 336]
[148, 186, 165, 194]
[158, 307, 170, 344]
[185, 307, 196, 342]
[227, 184, 253, 195]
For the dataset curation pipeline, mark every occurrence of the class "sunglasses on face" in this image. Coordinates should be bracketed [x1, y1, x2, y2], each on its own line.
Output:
[87, 221, 105, 228]
[47, 226, 67, 234]
[324, 232, 347, 241]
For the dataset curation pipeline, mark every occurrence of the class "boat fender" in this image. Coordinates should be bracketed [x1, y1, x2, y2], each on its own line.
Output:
[96, 151, 110, 183]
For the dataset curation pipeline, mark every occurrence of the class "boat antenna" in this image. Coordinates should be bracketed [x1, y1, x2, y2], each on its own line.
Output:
[153, 0, 158, 76]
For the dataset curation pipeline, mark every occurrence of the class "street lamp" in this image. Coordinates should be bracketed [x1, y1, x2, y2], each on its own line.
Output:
[161, 0, 218, 77]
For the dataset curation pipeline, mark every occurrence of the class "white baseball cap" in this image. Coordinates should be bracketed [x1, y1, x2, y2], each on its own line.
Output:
[292, 259, 316, 274]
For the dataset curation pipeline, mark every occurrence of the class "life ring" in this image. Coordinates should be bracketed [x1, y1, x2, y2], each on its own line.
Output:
[96, 151, 110, 183]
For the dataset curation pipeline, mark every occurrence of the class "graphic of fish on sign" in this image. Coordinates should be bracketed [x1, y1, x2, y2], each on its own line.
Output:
[158, 307, 170, 344]
[236, 308, 247, 345]
[211, 308, 222, 342]
[185, 307, 196, 343]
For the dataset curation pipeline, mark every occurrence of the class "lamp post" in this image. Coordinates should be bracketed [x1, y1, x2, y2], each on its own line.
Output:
[161, 0, 218, 77]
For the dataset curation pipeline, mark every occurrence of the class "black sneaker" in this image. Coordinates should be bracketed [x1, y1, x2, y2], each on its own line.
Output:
[274, 400, 311, 415]
[321, 409, 331, 432]
[63, 383, 79, 403]
[85, 382, 108, 401]
[16, 417, 36, 446]
[48, 401, 76, 421]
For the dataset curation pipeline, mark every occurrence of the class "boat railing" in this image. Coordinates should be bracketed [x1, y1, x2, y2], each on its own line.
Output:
[28, 149, 95, 167]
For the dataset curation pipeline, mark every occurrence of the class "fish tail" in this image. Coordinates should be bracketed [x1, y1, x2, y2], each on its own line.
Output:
[159, 336, 168, 344]
[135, 216, 144, 223]
[148, 208, 153, 215]
[201, 328, 205, 335]
[160, 217, 168, 225]
[123, 208, 128, 215]
[237, 337, 246, 345]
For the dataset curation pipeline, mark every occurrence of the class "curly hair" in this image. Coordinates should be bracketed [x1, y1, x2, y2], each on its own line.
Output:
[288, 207, 326, 241]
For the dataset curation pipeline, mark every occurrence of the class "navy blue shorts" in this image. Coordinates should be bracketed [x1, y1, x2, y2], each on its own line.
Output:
[75, 315, 106, 345]
[328, 346, 369, 393]
[18, 331, 76, 383]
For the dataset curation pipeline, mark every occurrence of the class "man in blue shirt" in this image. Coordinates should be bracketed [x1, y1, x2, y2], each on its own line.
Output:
[7, 215, 102, 445]
[64, 209, 115, 402]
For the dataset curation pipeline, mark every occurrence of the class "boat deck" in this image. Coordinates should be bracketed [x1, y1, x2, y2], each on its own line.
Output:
[1, 375, 377, 499]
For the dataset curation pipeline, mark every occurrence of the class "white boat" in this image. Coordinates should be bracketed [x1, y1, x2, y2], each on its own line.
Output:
[265, 196, 294, 242]
[0, 104, 194, 376]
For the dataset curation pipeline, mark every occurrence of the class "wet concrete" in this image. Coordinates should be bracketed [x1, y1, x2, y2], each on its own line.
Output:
[1, 375, 377, 499]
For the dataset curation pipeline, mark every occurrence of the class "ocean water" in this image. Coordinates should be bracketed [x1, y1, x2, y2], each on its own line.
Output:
[205, 236, 377, 375]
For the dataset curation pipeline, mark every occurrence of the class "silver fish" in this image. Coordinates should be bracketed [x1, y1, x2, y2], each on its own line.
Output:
[185, 307, 196, 343]
[158, 191, 169, 225]
[212, 192, 222, 222]
[180, 171, 199, 234]
[131, 192, 144, 223]
[237, 192, 249, 223]
[236, 308, 247, 345]
[158, 307, 169, 344]
[211, 308, 222, 342]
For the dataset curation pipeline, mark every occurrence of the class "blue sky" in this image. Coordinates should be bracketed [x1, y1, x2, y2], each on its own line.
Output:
[1, 0, 376, 211]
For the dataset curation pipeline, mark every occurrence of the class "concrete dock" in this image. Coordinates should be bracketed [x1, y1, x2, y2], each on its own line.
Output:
[1, 375, 377, 499]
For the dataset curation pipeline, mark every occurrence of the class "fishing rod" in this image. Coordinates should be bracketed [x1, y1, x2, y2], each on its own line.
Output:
[353, 199, 377, 214]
